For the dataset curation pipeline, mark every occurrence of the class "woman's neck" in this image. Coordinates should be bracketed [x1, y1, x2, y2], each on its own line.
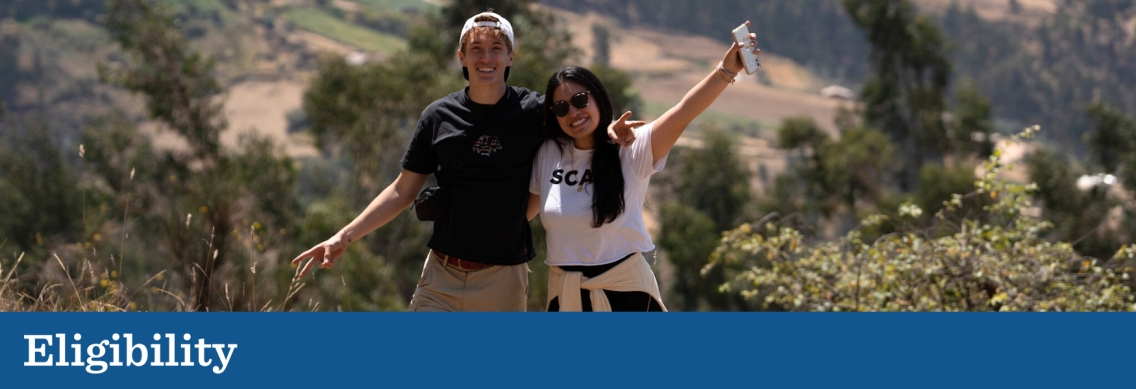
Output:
[573, 137, 595, 150]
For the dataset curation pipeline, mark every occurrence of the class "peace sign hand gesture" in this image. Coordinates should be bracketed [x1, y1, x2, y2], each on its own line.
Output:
[608, 111, 647, 146]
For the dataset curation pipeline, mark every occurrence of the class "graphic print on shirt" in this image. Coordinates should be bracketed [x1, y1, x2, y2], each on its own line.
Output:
[472, 135, 503, 156]
[549, 168, 593, 192]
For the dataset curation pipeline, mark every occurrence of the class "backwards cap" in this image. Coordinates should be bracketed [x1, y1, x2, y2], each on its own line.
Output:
[459, 12, 515, 81]
[459, 12, 514, 50]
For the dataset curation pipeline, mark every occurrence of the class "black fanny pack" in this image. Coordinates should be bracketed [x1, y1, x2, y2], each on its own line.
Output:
[414, 160, 462, 222]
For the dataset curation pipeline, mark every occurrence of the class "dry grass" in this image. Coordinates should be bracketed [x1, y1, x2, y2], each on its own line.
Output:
[0, 206, 311, 312]
[0, 251, 137, 312]
[0, 247, 313, 312]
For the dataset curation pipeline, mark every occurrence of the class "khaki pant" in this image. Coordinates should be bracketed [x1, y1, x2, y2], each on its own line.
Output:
[407, 250, 529, 311]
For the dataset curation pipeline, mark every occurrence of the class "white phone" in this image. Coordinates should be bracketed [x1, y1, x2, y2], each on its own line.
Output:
[732, 23, 761, 75]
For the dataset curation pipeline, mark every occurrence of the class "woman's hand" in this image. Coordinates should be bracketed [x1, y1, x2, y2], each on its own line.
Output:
[291, 232, 350, 278]
[721, 21, 760, 76]
[608, 111, 647, 146]
[646, 21, 762, 164]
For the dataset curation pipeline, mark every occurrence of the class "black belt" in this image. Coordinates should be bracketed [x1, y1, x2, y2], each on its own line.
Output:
[556, 253, 636, 278]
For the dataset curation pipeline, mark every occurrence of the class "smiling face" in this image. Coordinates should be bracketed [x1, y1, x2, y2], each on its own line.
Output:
[551, 80, 601, 149]
[458, 30, 514, 88]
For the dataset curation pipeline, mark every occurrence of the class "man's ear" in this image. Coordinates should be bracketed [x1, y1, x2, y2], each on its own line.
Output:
[458, 50, 470, 80]
[506, 50, 515, 66]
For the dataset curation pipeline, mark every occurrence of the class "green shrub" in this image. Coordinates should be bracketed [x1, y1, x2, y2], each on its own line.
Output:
[711, 126, 1135, 311]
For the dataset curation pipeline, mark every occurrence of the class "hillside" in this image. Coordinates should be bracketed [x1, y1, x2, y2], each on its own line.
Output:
[3, 0, 1131, 198]
[3, 0, 1133, 314]
[0, 1, 831, 158]
[7, 0, 1134, 149]
[9, 0, 1101, 201]
[545, 0, 1136, 154]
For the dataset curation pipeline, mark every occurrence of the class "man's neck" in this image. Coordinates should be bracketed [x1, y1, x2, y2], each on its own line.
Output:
[467, 83, 507, 105]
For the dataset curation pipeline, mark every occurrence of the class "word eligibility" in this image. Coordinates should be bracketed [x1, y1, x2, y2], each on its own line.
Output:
[24, 333, 237, 374]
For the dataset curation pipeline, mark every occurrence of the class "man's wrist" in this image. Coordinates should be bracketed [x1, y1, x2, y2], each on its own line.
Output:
[337, 229, 355, 244]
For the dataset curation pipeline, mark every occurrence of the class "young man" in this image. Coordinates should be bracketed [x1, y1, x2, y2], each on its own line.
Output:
[291, 12, 638, 311]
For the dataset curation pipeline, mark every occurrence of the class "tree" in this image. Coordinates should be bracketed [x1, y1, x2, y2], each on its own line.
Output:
[657, 202, 731, 311]
[1083, 100, 1136, 177]
[303, 52, 461, 204]
[102, 0, 226, 163]
[657, 127, 753, 310]
[843, 0, 952, 190]
[0, 3, 12, 96]
[949, 79, 994, 159]
[1024, 102, 1136, 261]
[1084, 102, 1136, 255]
[1023, 101, 1136, 261]
[713, 127, 1134, 311]
[592, 22, 611, 67]
[4, 0, 105, 20]
[1025, 148, 1118, 259]
[765, 116, 836, 221]
[663, 127, 752, 231]
[822, 126, 896, 227]
[769, 116, 896, 233]
[0, 128, 82, 261]
[95, 0, 299, 311]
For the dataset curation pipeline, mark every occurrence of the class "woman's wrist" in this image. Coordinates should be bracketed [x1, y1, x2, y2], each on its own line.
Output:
[715, 62, 737, 84]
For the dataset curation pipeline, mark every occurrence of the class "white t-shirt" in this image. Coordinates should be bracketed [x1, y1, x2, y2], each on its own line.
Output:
[529, 124, 668, 266]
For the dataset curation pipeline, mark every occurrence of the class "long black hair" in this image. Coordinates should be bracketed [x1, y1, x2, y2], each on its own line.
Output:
[542, 66, 625, 228]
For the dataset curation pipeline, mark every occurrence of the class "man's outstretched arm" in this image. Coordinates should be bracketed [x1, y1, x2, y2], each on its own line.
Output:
[291, 169, 430, 277]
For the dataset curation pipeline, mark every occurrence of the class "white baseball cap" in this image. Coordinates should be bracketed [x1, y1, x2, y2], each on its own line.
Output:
[459, 12, 514, 49]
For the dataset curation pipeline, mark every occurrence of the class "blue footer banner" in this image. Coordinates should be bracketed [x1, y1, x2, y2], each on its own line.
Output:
[1, 313, 1132, 388]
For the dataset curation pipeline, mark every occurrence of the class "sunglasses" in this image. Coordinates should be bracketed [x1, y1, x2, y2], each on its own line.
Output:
[549, 91, 591, 117]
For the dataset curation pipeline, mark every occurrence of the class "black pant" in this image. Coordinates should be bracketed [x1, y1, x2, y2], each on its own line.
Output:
[546, 254, 664, 312]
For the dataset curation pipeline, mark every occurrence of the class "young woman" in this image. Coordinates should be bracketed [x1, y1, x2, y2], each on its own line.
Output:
[528, 22, 760, 311]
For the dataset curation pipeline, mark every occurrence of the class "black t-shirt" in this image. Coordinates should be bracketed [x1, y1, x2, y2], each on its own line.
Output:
[401, 86, 546, 265]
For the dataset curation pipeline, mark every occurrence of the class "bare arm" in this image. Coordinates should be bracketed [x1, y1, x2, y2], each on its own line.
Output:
[650, 21, 759, 164]
[524, 192, 538, 221]
[291, 169, 429, 277]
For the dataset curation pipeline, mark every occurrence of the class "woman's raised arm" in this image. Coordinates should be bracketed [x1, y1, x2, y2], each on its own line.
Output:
[645, 21, 759, 164]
